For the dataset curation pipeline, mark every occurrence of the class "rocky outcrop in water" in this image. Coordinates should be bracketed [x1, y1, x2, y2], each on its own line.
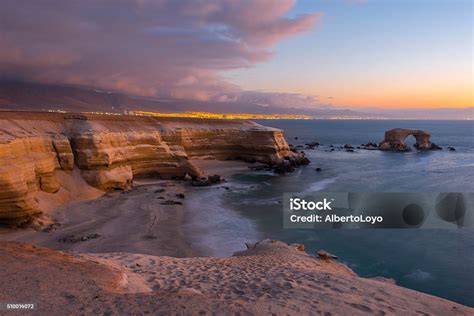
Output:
[379, 128, 441, 151]
[0, 112, 305, 224]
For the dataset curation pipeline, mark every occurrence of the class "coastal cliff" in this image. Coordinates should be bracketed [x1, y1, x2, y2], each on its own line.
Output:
[0, 111, 304, 224]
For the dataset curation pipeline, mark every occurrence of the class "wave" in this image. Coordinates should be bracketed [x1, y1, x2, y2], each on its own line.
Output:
[404, 269, 434, 282]
[305, 177, 338, 192]
[183, 187, 261, 257]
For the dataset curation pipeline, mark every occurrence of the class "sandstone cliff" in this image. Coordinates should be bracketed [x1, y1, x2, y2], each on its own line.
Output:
[0, 111, 304, 224]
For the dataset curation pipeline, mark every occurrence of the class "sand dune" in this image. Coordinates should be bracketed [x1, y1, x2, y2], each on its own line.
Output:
[1, 240, 471, 315]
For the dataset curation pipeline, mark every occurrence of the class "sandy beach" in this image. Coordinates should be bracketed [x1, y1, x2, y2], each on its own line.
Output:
[0, 160, 250, 257]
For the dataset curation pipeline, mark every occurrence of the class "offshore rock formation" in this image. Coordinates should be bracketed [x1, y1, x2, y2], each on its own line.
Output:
[0, 111, 304, 224]
[379, 128, 441, 151]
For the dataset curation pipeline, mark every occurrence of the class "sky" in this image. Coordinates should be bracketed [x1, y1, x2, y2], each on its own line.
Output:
[0, 0, 472, 110]
[227, 0, 473, 109]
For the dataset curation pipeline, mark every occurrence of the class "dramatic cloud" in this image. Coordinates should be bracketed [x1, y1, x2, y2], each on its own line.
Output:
[0, 0, 321, 101]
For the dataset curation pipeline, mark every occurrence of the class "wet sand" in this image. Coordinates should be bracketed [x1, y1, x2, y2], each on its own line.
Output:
[0, 160, 251, 257]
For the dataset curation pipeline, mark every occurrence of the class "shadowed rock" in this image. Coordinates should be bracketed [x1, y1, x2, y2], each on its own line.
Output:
[160, 200, 182, 205]
[191, 175, 224, 187]
[317, 250, 338, 260]
[59, 233, 100, 244]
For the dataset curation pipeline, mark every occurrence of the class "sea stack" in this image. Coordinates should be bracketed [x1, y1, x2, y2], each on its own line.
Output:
[379, 128, 441, 151]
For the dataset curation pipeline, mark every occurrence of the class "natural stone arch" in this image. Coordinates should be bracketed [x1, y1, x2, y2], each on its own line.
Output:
[379, 128, 440, 151]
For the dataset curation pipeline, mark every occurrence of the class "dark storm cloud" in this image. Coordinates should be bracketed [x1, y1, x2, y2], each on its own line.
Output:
[0, 0, 320, 101]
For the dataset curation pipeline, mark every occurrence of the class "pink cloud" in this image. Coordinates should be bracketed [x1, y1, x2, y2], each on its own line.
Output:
[0, 0, 321, 101]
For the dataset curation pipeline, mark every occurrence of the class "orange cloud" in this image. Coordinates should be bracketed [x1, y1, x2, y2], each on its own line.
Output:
[0, 0, 321, 102]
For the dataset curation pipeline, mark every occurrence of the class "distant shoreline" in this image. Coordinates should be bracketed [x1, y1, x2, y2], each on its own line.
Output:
[1, 107, 473, 121]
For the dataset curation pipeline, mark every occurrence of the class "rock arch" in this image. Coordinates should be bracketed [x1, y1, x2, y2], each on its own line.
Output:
[379, 128, 440, 151]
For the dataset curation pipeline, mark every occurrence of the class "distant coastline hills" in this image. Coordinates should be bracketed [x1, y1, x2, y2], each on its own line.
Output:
[0, 81, 471, 120]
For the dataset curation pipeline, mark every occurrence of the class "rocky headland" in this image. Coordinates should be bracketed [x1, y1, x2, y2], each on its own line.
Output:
[0, 111, 307, 225]
[1, 113, 471, 315]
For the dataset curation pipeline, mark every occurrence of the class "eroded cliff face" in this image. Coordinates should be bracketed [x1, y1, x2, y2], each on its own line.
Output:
[162, 126, 294, 164]
[0, 112, 303, 224]
[70, 130, 202, 190]
[0, 135, 73, 222]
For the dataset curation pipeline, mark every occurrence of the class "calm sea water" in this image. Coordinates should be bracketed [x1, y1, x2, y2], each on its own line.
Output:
[185, 120, 474, 307]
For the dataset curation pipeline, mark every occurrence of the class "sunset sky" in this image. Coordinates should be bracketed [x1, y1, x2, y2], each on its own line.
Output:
[228, 0, 473, 109]
[0, 0, 472, 110]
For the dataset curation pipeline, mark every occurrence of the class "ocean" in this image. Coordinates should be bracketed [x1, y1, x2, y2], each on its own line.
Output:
[185, 120, 474, 307]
